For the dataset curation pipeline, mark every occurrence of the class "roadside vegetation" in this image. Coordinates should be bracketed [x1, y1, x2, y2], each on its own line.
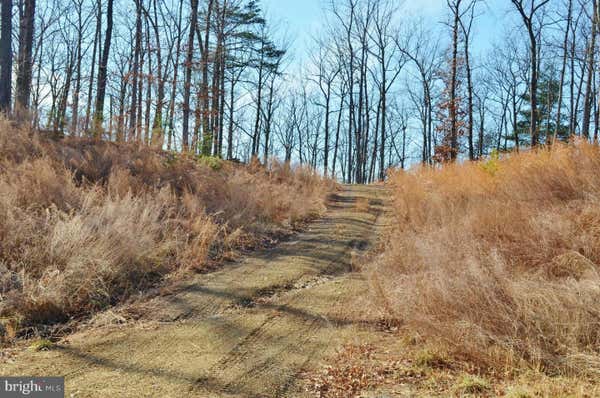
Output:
[372, 141, 600, 381]
[0, 120, 335, 334]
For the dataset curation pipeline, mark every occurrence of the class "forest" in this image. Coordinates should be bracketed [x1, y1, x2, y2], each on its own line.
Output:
[0, 0, 598, 181]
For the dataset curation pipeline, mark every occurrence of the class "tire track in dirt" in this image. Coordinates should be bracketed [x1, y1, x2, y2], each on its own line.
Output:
[0, 185, 388, 398]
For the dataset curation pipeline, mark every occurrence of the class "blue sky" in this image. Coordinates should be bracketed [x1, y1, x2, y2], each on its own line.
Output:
[259, 0, 518, 165]
[261, 0, 511, 67]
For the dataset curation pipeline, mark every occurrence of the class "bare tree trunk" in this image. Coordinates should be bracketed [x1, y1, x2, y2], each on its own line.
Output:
[217, 51, 226, 157]
[143, 15, 152, 144]
[85, 0, 101, 133]
[332, 87, 344, 179]
[182, 0, 199, 152]
[355, 33, 367, 183]
[582, 0, 598, 139]
[323, 82, 331, 177]
[145, 0, 165, 148]
[448, 0, 461, 160]
[93, 0, 113, 138]
[369, 96, 380, 182]
[211, 57, 220, 156]
[569, 16, 576, 134]
[56, 51, 75, 132]
[227, 72, 235, 159]
[529, 29, 539, 145]
[252, 41, 265, 157]
[136, 42, 145, 142]
[421, 83, 428, 163]
[108, 93, 114, 139]
[31, 25, 43, 129]
[554, 0, 572, 142]
[15, 0, 35, 121]
[458, 1, 476, 160]
[213, 0, 227, 157]
[166, 0, 183, 150]
[333, 0, 356, 183]
[497, 95, 508, 151]
[70, 0, 84, 136]
[0, 0, 12, 114]
[478, 97, 485, 157]
[263, 77, 275, 164]
[128, 0, 142, 141]
[116, 71, 127, 141]
[574, 56, 586, 135]
[378, 83, 386, 180]
[512, 85, 520, 151]
[200, 0, 214, 155]
[594, 67, 599, 142]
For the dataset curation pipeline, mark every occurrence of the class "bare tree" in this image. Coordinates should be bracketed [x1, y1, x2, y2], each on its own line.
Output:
[92, 0, 113, 137]
[582, 0, 598, 138]
[0, 0, 12, 114]
[309, 37, 340, 177]
[369, 0, 404, 179]
[69, 0, 92, 135]
[182, 0, 199, 151]
[510, 0, 551, 146]
[200, 0, 214, 155]
[553, 0, 573, 142]
[165, 0, 184, 149]
[128, 0, 143, 141]
[446, 0, 462, 160]
[273, 91, 297, 163]
[142, 0, 166, 147]
[457, 0, 479, 160]
[15, 0, 36, 120]
[397, 22, 442, 164]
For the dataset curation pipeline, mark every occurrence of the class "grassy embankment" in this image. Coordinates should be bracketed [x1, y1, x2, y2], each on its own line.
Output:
[368, 142, 600, 396]
[0, 120, 335, 337]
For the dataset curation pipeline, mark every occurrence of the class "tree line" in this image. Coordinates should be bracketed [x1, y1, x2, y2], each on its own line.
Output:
[0, 0, 598, 182]
[0, 0, 286, 160]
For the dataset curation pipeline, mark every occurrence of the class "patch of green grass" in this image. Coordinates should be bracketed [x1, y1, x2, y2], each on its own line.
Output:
[414, 348, 449, 369]
[455, 375, 491, 395]
[29, 339, 55, 351]
[504, 386, 533, 398]
[196, 155, 223, 171]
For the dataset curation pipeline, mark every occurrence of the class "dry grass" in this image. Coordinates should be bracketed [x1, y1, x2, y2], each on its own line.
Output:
[372, 141, 600, 377]
[355, 197, 370, 212]
[0, 119, 335, 332]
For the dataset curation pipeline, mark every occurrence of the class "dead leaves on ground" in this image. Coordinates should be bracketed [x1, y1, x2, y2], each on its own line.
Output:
[303, 343, 422, 397]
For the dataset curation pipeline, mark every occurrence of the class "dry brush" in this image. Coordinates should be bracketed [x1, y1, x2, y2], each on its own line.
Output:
[0, 120, 335, 331]
[373, 142, 600, 376]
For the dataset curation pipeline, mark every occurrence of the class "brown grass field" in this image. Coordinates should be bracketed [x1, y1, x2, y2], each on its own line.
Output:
[372, 141, 600, 380]
[0, 119, 335, 334]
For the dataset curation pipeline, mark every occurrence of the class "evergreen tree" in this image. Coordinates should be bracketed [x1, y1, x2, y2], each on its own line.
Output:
[517, 65, 569, 144]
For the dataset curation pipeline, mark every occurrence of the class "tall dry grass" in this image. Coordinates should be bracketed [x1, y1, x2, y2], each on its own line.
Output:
[373, 142, 600, 376]
[0, 120, 334, 329]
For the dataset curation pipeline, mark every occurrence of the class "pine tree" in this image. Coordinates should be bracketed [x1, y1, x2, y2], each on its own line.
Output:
[517, 65, 569, 144]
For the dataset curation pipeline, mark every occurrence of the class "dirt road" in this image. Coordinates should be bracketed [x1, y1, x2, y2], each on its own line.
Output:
[0, 185, 389, 398]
